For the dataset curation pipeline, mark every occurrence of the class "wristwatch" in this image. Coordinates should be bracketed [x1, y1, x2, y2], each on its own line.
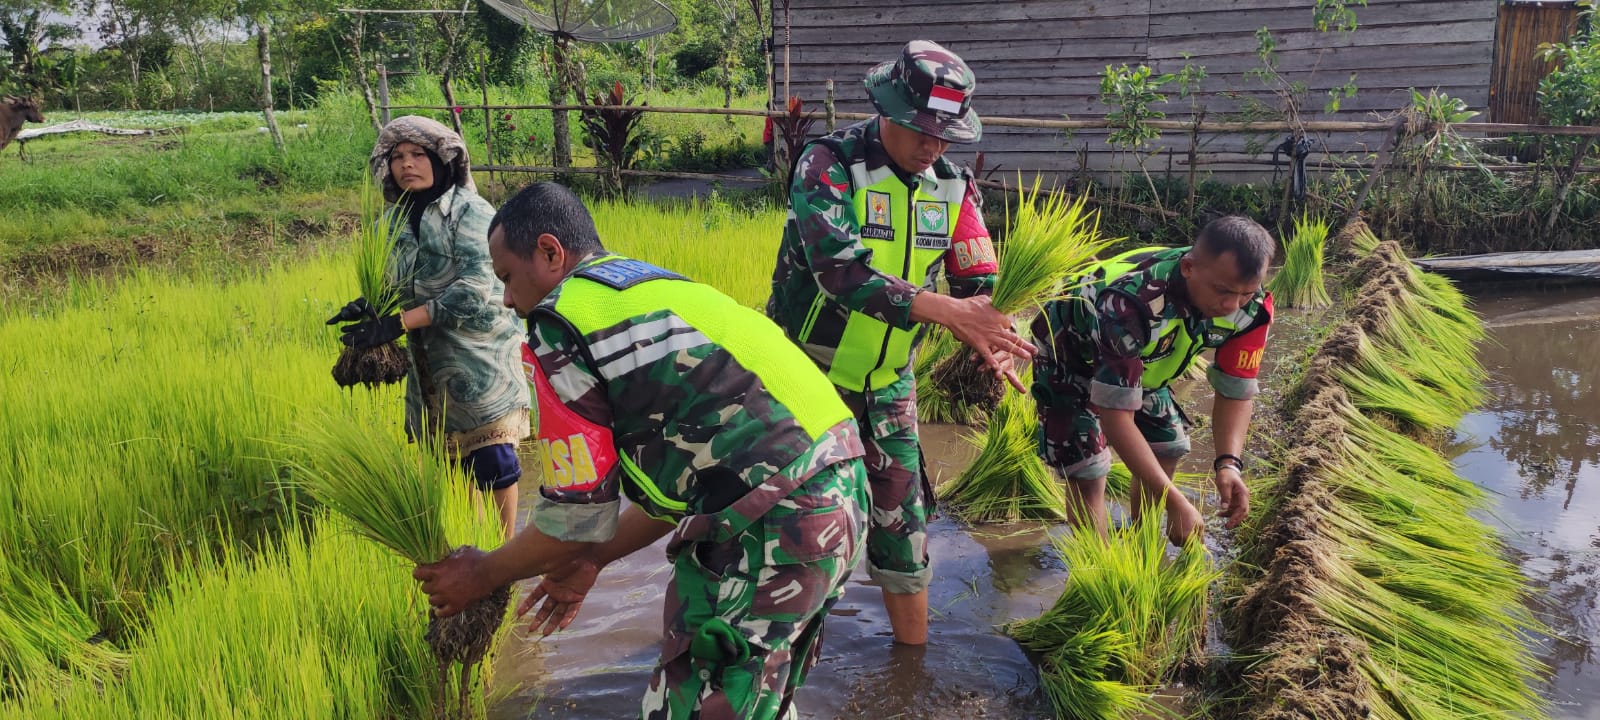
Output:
[1213, 454, 1245, 473]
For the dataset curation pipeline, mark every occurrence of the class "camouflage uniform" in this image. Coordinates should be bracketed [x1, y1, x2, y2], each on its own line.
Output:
[1030, 247, 1274, 479]
[527, 255, 869, 719]
[766, 114, 996, 594]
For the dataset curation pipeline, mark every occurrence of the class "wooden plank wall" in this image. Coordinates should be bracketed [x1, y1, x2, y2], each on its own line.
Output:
[1489, 1, 1583, 125]
[771, 0, 1498, 182]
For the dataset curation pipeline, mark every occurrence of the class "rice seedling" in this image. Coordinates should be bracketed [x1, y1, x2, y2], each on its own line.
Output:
[914, 328, 990, 426]
[1007, 508, 1217, 720]
[331, 182, 410, 389]
[289, 417, 510, 720]
[1266, 214, 1333, 309]
[923, 175, 1115, 422]
[585, 196, 786, 309]
[1, 520, 473, 720]
[937, 388, 1065, 523]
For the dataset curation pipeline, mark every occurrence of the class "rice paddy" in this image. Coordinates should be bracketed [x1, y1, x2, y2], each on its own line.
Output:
[0, 155, 1565, 718]
[0, 198, 782, 719]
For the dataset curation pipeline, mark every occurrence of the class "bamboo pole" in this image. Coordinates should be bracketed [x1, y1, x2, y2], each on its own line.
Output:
[379, 103, 1600, 137]
[480, 52, 493, 184]
[377, 64, 391, 126]
[972, 178, 1179, 218]
[474, 165, 769, 183]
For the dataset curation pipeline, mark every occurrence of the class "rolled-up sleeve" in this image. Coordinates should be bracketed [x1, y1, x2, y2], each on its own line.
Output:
[527, 318, 622, 544]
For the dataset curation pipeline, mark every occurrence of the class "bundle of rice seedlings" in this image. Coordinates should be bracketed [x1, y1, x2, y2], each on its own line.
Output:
[332, 183, 410, 389]
[924, 176, 1113, 421]
[1266, 214, 1333, 309]
[1332, 217, 1382, 259]
[1007, 509, 1217, 720]
[288, 417, 508, 720]
[936, 387, 1065, 523]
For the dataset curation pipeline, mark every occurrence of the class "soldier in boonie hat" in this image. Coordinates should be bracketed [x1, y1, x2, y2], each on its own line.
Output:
[864, 39, 982, 144]
[766, 40, 1035, 647]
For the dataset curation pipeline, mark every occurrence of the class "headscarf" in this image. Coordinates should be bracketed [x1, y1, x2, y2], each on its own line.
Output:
[368, 114, 477, 206]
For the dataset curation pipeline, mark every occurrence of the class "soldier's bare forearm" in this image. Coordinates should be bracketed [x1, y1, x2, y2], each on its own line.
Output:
[1211, 395, 1254, 462]
[480, 525, 591, 589]
[1100, 407, 1176, 499]
[590, 505, 676, 568]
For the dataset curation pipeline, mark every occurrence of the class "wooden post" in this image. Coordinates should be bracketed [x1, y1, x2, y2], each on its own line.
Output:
[442, 76, 463, 137]
[824, 79, 835, 132]
[783, 0, 791, 103]
[1342, 119, 1406, 235]
[1546, 136, 1597, 234]
[1186, 110, 1203, 215]
[377, 64, 391, 126]
[480, 52, 493, 184]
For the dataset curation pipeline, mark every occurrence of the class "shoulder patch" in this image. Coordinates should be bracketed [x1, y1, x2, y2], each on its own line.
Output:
[576, 259, 687, 290]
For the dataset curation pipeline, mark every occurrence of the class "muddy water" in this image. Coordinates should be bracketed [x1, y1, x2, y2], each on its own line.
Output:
[1453, 285, 1600, 720]
[486, 285, 1600, 720]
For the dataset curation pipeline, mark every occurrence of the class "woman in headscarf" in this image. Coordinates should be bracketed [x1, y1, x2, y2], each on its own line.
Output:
[334, 115, 531, 538]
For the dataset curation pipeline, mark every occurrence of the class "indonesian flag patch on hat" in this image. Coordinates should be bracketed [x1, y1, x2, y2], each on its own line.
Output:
[863, 40, 982, 144]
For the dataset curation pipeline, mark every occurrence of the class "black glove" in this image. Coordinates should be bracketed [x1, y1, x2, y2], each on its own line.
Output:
[326, 297, 377, 325]
[340, 314, 405, 349]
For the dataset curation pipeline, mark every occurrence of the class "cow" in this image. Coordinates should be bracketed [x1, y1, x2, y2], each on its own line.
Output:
[1, 96, 45, 156]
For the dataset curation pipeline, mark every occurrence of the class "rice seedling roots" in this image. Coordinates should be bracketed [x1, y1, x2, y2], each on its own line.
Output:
[927, 352, 1004, 419]
[331, 342, 410, 389]
[424, 581, 511, 668]
[425, 576, 511, 720]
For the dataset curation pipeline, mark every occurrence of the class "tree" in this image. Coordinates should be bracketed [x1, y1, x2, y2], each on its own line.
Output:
[1, 0, 78, 94]
[78, 0, 172, 108]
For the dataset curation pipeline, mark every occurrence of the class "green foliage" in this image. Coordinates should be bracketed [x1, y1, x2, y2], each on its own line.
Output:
[1313, 0, 1366, 34]
[1538, 3, 1600, 128]
[1099, 64, 1173, 150]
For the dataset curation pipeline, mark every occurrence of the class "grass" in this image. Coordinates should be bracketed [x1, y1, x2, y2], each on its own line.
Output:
[1007, 510, 1217, 720]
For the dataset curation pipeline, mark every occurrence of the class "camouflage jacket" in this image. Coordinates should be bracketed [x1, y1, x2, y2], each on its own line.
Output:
[1033, 247, 1273, 413]
[390, 185, 530, 439]
[526, 254, 865, 545]
[766, 118, 997, 385]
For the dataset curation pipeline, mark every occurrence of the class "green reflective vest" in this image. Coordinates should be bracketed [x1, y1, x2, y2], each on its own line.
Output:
[1082, 247, 1256, 389]
[539, 255, 852, 517]
[797, 144, 969, 392]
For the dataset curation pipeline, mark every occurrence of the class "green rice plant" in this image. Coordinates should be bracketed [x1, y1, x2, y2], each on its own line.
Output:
[287, 417, 457, 565]
[332, 183, 410, 388]
[1007, 509, 1217, 720]
[914, 328, 989, 426]
[1336, 352, 1464, 432]
[585, 197, 786, 309]
[288, 417, 511, 720]
[1266, 214, 1333, 309]
[354, 183, 406, 318]
[990, 175, 1117, 317]
[0, 551, 126, 692]
[937, 388, 1065, 523]
[1, 521, 466, 720]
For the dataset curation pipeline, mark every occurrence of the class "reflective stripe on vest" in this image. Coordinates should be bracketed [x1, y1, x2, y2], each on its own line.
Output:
[803, 158, 967, 392]
[1084, 247, 1248, 389]
[540, 256, 853, 516]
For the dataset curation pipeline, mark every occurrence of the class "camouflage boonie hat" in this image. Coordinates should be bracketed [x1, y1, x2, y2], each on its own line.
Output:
[863, 40, 982, 144]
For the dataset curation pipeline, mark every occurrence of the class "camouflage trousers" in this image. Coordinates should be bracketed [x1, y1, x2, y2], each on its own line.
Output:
[839, 371, 932, 595]
[1035, 373, 1192, 481]
[642, 459, 868, 720]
